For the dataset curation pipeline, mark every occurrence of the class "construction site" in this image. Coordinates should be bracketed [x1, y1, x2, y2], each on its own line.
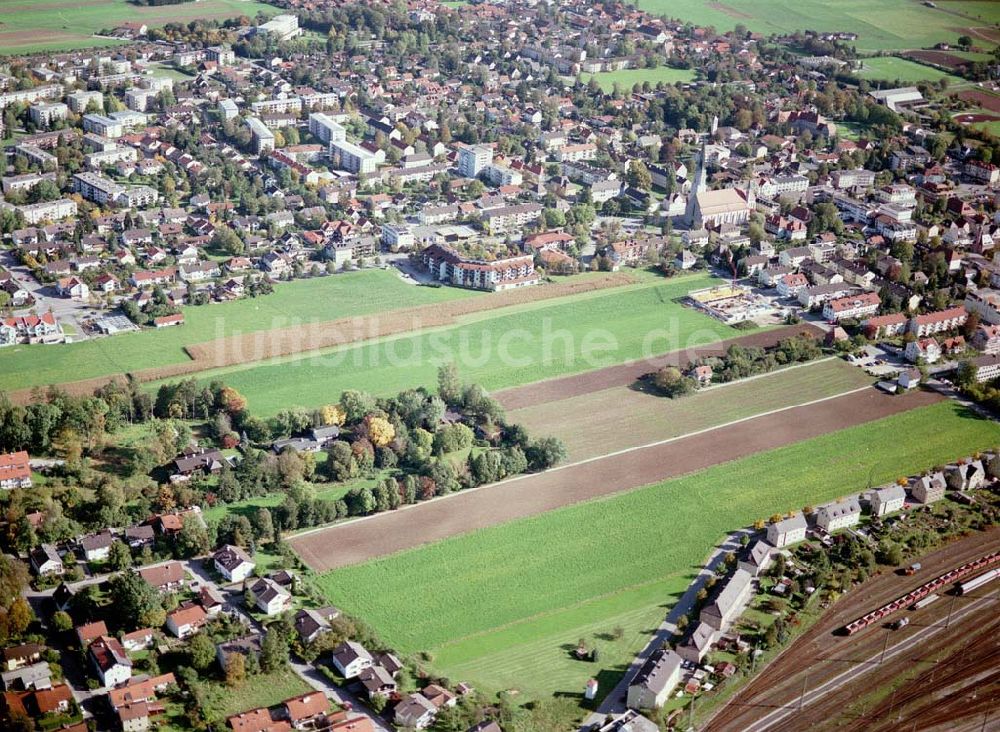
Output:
[703, 529, 1000, 732]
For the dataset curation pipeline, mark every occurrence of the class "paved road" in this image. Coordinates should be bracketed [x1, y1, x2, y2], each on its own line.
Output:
[182, 559, 389, 728]
[579, 529, 751, 730]
[0, 249, 99, 338]
[288, 656, 393, 732]
[24, 557, 385, 727]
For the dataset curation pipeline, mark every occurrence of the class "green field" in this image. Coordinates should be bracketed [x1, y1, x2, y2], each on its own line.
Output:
[636, 0, 1000, 52]
[0, 270, 475, 394]
[856, 56, 964, 84]
[0, 0, 278, 54]
[314, 400, 1000, 700]
[581, 66, 697, 91]
[161, 272, 735, 416]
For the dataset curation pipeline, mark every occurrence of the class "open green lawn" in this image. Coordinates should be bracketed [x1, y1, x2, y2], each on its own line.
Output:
[856, 57, 965, 84]
[202, 474, 375, 524]
[0, 270, 476, 393]
[201, 668, 310, 719]
[159, 272, 735, 416]
[313, 400, 1000, 701]
[509, 357, 873, 460]
[636, 0, 1000, 51]
[580, 66, 696, 91]
[0, 0, 277, 54]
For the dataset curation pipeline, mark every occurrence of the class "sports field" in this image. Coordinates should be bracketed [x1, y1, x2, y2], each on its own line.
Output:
[0, 0, 277, 54]
[580, 67, 697, 91]
[313, 400, 1000, 701]
[636, 0, 1000, 52]
[508, 357, 873, 460]
[164, 272, 735, 415]
[0, 270, 475, 394]
[856, 57, 964, 85]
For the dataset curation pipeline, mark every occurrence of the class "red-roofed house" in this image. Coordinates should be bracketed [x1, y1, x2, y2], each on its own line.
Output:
[0, 451, 32, 489]
[165, 604, 207, 638]
[283, 692, 329, 729]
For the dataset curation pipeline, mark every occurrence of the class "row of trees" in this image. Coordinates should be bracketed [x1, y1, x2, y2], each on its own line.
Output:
[646, 335, 824, 398]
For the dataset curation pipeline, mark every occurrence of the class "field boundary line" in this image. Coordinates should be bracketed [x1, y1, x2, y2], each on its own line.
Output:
[289, 383, 875, 543]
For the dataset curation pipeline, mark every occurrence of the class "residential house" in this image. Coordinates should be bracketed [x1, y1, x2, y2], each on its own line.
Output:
[121, 629, 154, 653]
[248, 577, 291, 616]
[1, 661, 52, 692]
[331, 641, 373, 679]
[88, 636, 132, 688]
[868, 485, 906, 517]
[119, 701, 151, 732]
[165, 604, 207, 638]
[626, 649, 682, 710]
[766, 513, 807, 547]
[738, 540, 774, 577]
[3, 644, 44, 672]
[358, 665, 397, 699]
[904, 337, 942, 364]
[676, 622, 718, 664]
[815, 499, 862, 532]
[394, 692, 438, 729]
[80, 531, 113, 562]
[294, 607, 339, 645]
[283, 693, 329, 729]
[214, 545, 256, 583]
[76, 621, 108, 647]
[139, 561, 185, 592]
[0, 451, 32, 489]
[912, 472, 947, 503]
[700, 569, 753, 631]
[946, 460, 986, 491]
[29, 544, 62, 576]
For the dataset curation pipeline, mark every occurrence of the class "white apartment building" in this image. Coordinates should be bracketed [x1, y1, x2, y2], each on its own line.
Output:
[330, 138, 381, 174]
[82, 114, 123, 138]
[66, 90, 104, 113]
[309, 112, 347, 144]
[250, 96, 303, 115]
[255, 14, 301, 41]
[457, 145, 493, 178]
[245, 117, 275, 154]
[29, 102, 68, 128]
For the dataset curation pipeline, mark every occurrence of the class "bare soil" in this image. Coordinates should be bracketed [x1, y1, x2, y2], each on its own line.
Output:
[288, 387, 942, 572]
[955, 88, 1000, 114]
[494, 323, 825, 411]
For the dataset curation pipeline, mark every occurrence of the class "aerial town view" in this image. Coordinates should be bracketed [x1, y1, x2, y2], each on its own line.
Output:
[1, 0, 1000, 730]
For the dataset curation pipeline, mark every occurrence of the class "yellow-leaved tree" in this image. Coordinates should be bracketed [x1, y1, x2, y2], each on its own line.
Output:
[365, 415, 395, 447]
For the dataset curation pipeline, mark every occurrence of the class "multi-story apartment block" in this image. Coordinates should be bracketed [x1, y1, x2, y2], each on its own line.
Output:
[245, 117, 275, 154]
[457, 145, 493, 178]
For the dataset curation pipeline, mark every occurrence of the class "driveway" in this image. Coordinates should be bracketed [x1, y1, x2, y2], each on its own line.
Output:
[0, 249, 98, 340]
[181, 558, 390, 728]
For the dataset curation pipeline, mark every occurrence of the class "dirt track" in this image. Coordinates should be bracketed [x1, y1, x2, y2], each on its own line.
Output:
[704, 528, 1000, 732]
[494, 323, 825, 411]
[289, 387, 942, 572]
